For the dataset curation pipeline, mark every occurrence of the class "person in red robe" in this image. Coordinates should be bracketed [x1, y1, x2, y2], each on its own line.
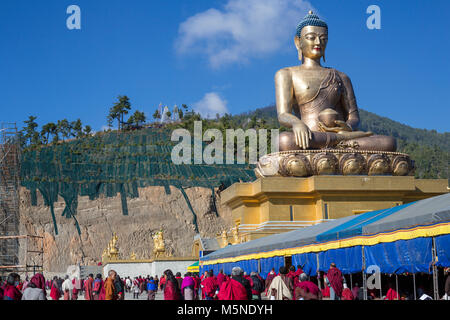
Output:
[341, 283, 354, 300]
[200, 271, 208, 299]
[201, 270, 218, 300]
[71, 278, 79, 300]
[326, 263, 343, 300]
[293, 265, 304, 288]
[84, 274, 94, 300]
[30, 273, 47, 299]
[216, 270, 226, 289]
[50, 277, 61, 300]
[3, 273, 22, 300]
[321, 274, 330, 298]
[385, 282, 399, 300]
[243, 272, 254, 288]
[159, 275, 166, 291]
[287, 266, 296, 280]
[163, 269, 181, 300]
[287, 266, 298, 298]
[93, 274, 104, 300]
[193, 274, 201, 300]
[218, 267, 251, 300]
[264, 268, 276, 296]
[295, 265, 304, 277]
[295, 273, 321, 300]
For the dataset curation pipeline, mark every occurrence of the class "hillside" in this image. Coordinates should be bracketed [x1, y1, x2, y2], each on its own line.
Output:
[20, 127, 255, 237]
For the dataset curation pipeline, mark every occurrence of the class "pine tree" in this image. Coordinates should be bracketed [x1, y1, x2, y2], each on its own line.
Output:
[108, 95, 132, 130]
[71, 119, 83, 138]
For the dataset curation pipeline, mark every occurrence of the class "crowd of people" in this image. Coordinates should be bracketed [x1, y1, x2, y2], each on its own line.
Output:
[1, 264, 449, 300]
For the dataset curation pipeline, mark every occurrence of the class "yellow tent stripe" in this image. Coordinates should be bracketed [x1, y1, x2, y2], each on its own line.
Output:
[200, 222, 450, 266]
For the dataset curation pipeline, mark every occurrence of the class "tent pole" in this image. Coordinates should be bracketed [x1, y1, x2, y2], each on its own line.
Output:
[431, 237, 439, 300]
[395, 274, 399, 300]
[316, 253, 321, 290]
[350, 273, 353, 290]
[413, 273, 416, 300]
[379, 273, 382, 299]
[362, 246, 367, 300]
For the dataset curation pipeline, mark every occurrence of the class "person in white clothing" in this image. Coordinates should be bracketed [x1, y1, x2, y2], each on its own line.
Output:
[61, 275, 73, 300]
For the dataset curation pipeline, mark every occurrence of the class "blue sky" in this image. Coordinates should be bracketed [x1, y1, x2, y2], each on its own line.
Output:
[1, 0, 449, 133]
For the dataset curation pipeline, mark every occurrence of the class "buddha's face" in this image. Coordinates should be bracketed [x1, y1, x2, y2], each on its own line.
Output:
[295, 26, 328, 60]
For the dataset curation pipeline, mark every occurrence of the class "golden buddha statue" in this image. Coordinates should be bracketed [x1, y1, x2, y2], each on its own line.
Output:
[276, 11, 396, 152]
[255, 11, 413, 178]
[220, 230, 229, 247]
[231, 227, 240, 244]
[152, 230, 166, 258]
[109, 233, 119, 260]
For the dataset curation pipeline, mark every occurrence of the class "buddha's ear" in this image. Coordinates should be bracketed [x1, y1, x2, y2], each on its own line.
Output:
[294, 36, 301, 50]
[294, 36, 303, 62]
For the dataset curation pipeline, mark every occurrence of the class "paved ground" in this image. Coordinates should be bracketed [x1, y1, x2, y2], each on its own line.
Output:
[47, 289, 165, 300]
[47, 289, 271, 301]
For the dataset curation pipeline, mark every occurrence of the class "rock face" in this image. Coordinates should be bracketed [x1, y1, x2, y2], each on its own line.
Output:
[19, 186, 232, 272]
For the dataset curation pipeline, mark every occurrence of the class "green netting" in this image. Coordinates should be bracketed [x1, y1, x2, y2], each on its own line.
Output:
[20, 127, 256, 235]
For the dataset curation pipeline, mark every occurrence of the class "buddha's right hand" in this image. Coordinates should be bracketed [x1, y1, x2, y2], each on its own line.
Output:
[292, 122, 312, 149]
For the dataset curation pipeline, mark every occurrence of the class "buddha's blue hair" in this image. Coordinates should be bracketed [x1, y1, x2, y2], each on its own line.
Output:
[296, 12, 328, 38]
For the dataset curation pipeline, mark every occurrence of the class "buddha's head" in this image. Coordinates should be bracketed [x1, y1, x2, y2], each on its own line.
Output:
[294, 11, 328, 63]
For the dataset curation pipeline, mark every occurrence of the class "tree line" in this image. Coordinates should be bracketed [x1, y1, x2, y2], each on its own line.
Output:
[19, 95, 192, 149]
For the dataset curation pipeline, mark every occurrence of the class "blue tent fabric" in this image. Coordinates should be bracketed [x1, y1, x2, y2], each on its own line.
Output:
[317, 246, 363, 274]
[238, 259, 258, 275]
[260, 256, 284, 278]
[435, 234, 450, 267]
[317, 202, 413, 242]
[364, 237, 433, 274]
[292, 252, 318, 276]
[220, 262, 231, 275]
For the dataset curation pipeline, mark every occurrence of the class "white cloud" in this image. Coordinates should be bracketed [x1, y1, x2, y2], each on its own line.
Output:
[176, 0, 313, 68]
[193, 92, 228, 118]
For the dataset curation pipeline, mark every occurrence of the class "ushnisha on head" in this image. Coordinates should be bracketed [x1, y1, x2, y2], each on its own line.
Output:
[294, 11, 328, 63]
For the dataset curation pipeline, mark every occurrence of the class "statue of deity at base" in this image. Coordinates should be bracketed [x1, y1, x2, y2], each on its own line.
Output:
[256, 11, 414, 178]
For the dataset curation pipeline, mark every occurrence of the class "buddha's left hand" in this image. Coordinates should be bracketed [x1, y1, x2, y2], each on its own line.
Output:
[318, 120, 352, 133]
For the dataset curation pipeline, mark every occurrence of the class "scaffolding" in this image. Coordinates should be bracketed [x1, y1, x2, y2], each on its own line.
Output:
[0, 123, 20, 270]
[0, 123, 44, 276]
[0, 235, 44, 275]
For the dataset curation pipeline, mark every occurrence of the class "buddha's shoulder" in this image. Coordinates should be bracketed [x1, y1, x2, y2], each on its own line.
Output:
[275, 66, 295, 77]
[333, 69, 352, 81]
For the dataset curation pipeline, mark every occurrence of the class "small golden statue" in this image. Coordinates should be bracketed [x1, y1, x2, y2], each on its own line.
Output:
[220, 230, 229, 247]
[101, 248, 109, 262]
[102, 233, 120, 263]
[152, 230, 169, 258]
[130, 251, 137, 260]
[231, 227, 240, 244]
[108, 233, 119, 260]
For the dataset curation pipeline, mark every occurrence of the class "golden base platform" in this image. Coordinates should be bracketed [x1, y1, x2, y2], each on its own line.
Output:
[220, 176, 448, 242]
[255, 150, 414, 178]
